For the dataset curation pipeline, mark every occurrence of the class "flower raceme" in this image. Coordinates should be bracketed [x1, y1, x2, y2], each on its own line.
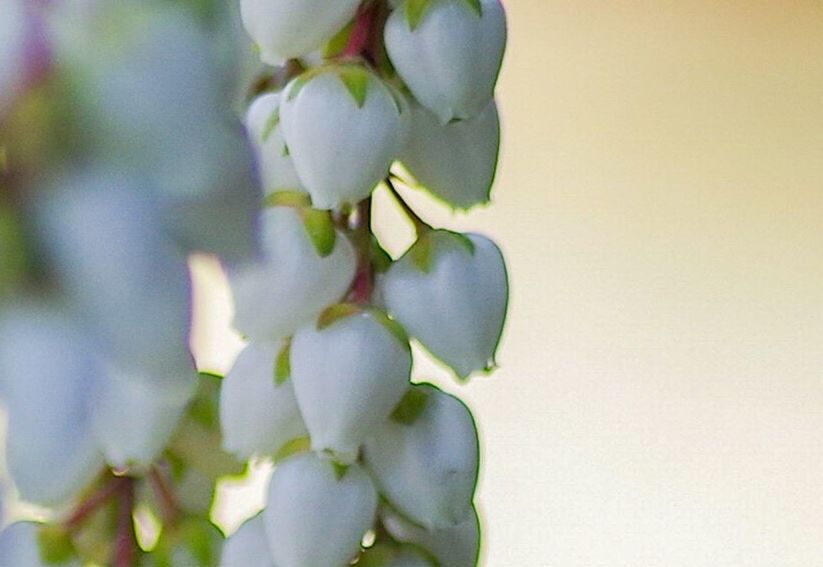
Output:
[0, 0, 511, 565]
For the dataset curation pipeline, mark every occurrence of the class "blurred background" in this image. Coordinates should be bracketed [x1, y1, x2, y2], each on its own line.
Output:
[192, 1, 823, 565]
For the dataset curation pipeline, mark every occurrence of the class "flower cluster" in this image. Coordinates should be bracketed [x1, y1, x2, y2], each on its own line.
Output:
[220, 0, 508, 565]
[0, 0, 509, 565]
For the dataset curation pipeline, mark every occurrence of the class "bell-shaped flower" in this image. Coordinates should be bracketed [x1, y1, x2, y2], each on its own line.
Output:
[280, 65, 410, 210]
[364, 385, 478, 529]
[263, 452, 377, 567]
[219, 342, 308, 460]
[52, 4, 260, 261]
[290, 306, 412, 463]
[381, 506, 480, 567]
[228, 205, 356, 343]
[220, 514, 274, 567]
[0, 307, 104, 506]
[382, 231, 508, 379]
[400, 100, 500, 209]
[39, 169, 195, 384]
[384, 0, 506, 123]
[245, 92, 305, 195]
[91, 365, 197, 468]
[240, 0, 360, 65]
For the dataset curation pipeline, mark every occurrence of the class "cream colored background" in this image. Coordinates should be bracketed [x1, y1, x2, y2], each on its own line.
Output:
[198, 1, 823, 565]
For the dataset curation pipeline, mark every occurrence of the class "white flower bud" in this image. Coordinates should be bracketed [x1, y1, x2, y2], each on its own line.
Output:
[364, 385, 478, 529]
[240, 0, 360, 65]
[280, 66, 410, 210]
[219, 343, 308, 460]
[381, 506, 480, 567]
[263, 453, 377, 567]
[291, 307, 412, 463]
[0, 523, 72, 567]
[389, 548, 436, 567]
[382, 231, 508, 379]
[229, 207, 356, 343]
[40, 170, 195, 383]
[385, 0, 506, 123]
[401, 100, 500, 210]
[220, 515, 274, 567]
[0, 308, 103, 506]
[245, 93, 305, 195]
[91, 366, 196, 468]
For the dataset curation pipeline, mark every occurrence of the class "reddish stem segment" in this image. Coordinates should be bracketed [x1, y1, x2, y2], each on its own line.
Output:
[65, 476, 127, 532]
[344, 3, 378, 59]
[349, 199, 374, 303]
[113, 477, 138, 567]
[148, 466, 180, 525]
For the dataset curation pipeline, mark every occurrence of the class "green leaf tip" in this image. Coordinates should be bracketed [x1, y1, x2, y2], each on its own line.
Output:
[338, 66, 371, 108]
[332, 461, 350, 481]
[275, 340, 291, 385]
[370, 309, 410, 347]
[462, 0, 483, 17]
[302, 208, 337, 257]
[410, 232, 433, 272]
[264, 190, 311, 209]
[405, 0, 433, 31]
[391, 387, 431, 425]
[261, 107, 280, 142]
[274, 436, 311, 464]
[317, 303, 363, 331]
[322, 21, 355, 58]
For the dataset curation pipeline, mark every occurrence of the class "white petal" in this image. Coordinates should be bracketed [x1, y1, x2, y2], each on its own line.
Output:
[91, 365, 196, 468]
[381, 506, 480, 567]
[39, 170, 195, 383]
[383, 232, 508, 378]
[389, 548, 436, 567]
[240, 0, 360, 65]
[264, 453, 377, 567]
[364, 385, 478, 529]
[291, 310, 412, 462]
[245, 93, 306, 194]
[220, 515, 274, 567]
[401, 100, 500, 209]
[385, 0, 506, 123]
[229, 207, 356, 342]
[280, 67, 410, 210]
[219, 343, 308, 460]
[0, 308, 104, 506]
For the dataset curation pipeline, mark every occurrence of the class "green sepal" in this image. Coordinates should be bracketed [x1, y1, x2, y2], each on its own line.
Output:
[390, 387, 431, 425]
[406, 0, 433, 31]
[370, 237, 393, 274]
[302, 209, 337, 257]
[357, 544, 397, 567]
[369, 309, 410, 347]
[260, 108, 280, 142]
[323, 21, 355, 58]
[462, 0, 483, 17]
[332, 461, 350, 481]
[317, 303, 363, 331]
[443, 230, 476, 255]
[37, 524, 76, 565]
[410, 231, 433, 272]
[188, 372, 223, 429]
[337, 65, 371, 108]
[264, 190, 311, 209]
[274, 339, 291, 385]
[274, 436, 312, 464]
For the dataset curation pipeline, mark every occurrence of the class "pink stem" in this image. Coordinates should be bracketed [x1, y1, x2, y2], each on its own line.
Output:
[343, 4, 376, 58]
[113, 478, 138, 567]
